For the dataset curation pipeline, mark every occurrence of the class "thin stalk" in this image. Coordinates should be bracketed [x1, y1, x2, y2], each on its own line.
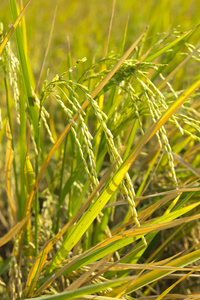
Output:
[35, 5, 57, 93]
[34, 153, 39, 256]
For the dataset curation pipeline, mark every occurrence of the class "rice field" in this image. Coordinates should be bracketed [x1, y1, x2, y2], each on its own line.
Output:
[0, 0, 200, 299]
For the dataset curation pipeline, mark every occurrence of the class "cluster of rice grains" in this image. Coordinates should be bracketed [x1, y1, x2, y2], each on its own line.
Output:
[41, 76, 99, 189]
[38, 71, 147, 245]
[2, 41, 20, 124]
[8, 256, 22, 300]
[35, 37, 200, 249]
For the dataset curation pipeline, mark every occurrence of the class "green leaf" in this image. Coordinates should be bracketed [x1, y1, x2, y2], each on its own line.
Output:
[145, 24, 200, 62]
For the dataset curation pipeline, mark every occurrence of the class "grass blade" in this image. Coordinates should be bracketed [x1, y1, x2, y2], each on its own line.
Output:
[0, 0, 31, 56]
[115, 248, 200, 295]
[26, 277, 135, 300]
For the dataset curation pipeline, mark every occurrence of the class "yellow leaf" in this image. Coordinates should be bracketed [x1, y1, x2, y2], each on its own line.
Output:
[0, 214, 30, 247]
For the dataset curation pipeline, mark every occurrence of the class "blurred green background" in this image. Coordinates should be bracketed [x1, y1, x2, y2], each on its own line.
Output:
[1, 0, 200, 78]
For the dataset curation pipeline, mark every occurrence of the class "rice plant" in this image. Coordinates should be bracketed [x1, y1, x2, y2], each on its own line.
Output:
[0, 1, 200, 299]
